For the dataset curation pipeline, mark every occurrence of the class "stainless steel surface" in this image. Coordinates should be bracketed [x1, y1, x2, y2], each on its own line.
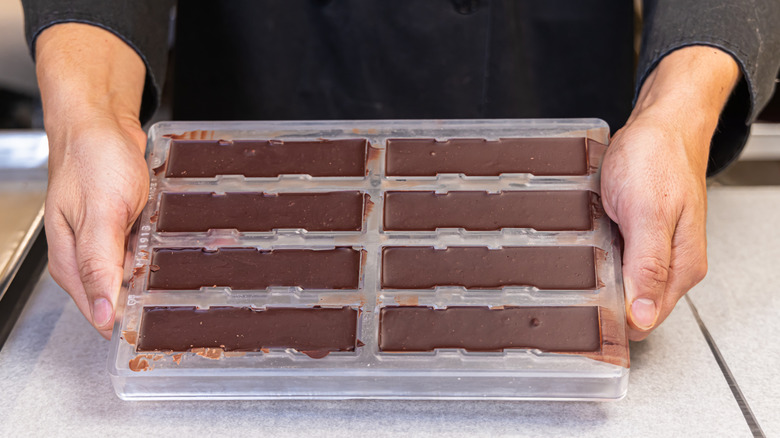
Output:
[0, 131, 47, 301]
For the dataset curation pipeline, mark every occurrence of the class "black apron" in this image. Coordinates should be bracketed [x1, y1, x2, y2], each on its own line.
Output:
[171, 0, 635, 133]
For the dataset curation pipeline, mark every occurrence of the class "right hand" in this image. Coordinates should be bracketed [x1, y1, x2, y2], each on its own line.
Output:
[36, 23, 148, 339]
[44, 117, 148, 339]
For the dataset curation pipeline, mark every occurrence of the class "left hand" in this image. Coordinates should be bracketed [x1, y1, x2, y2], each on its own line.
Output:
[600, 46, 740, 341]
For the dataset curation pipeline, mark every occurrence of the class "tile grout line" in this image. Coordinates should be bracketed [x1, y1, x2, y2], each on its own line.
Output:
[684, 295, 765, 438]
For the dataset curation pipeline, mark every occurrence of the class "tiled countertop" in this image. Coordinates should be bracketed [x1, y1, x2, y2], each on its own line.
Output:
[0, 186, 774, 437]
[687, 187, 780, 437]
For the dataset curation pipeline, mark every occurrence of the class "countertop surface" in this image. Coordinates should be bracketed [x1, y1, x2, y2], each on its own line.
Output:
[0, 186, 776, 437]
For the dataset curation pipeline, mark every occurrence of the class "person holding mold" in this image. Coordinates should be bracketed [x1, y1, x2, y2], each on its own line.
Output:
[20, 0, 780, 340]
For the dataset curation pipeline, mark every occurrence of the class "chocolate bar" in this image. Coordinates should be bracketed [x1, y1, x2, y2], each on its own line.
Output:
[157, 191, 366, 232]
[385, 137, 596, 176]
[137, 306, 358, 354]
[383, 190, 593, 231]
[165, 139, 367, 177]
[148, 247, 362, 290]
[379, 306, 601, 352]
[381, 246, 597, 290]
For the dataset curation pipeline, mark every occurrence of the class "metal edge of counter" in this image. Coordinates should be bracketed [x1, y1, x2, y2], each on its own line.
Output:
[0, 218, 48, 351]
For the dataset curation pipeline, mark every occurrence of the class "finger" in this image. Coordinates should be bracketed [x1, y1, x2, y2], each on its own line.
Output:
[45, 206, 93, 324]
[619, 203, 676, 339]
[655, 205, 708, 329]
[72, 206, 128, 337]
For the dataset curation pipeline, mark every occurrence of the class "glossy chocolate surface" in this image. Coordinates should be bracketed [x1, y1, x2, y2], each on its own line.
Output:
[157, 191, 366, 232]
[149, 247, 362, 290]
[381, 246, 597, 290]
[385, 137, 595, 176]
[137, 306, 358, 354]
[165, 139, 367, 177]
[383, 190, 593, 231]
[379, 306, 601, 352]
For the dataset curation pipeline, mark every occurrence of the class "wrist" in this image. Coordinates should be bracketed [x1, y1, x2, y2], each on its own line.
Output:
[36, 23, 145, 138]
[630, 46, 740, 141]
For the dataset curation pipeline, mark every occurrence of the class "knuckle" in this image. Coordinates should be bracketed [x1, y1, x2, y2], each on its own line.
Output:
[77, 254, 112, 292]
[634, 255, 670, 290]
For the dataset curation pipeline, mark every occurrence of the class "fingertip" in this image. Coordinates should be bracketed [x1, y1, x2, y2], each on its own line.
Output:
[630, 298, 658, 331]
[91, 296, 113, 329]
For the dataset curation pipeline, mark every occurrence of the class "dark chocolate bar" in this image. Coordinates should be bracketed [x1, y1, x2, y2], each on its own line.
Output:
[157, 191, 366, 232]
[381, 246, 597, 290]
[379, 306, 601, 352]
[137, 306, 358, 354]
[383, 190, 593, 231]
[149, 247, 362, 290]
[165, 139, 367, 177]
[385, 137, 594, 176]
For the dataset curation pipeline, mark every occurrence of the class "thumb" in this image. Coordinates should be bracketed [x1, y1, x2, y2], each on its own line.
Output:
[73, 210, 128, 332]
[619, 208, 674, 334]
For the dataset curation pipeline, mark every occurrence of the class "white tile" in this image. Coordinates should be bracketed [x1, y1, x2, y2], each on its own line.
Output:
[0, 270, 750, 437]
[688, 186, 780, 436]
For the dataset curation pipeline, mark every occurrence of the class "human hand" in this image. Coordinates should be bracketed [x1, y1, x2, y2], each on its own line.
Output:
[36, 24, 148, 339]
[601, 46, 740, 341]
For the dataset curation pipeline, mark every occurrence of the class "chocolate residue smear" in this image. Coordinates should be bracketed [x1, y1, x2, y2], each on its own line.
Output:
[595, 248, 608, 289]
[149, 211, 159, 223]
[163, 130, 215, 140]
[191, 347, 223, 360]
[366, 145, 381, 173]
[302, 350, 330, 359]
[172, 353, 183, 365]
[364, 197, 375, 217]
[132, 266, 146, 277]
[129, 354, 154, 372]
[152, 163, 166, 176]
[587, 138, 608, 174]
[223, 351, 247, 358]
[394, 295, 419, 306]
[260, 348, 270, 354]
[318, 293, 365, 306]
[122, 330, 138, 346]
[590, 192, 605, 220]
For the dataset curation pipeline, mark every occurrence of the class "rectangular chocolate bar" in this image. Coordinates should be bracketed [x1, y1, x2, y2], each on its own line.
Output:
[383, 190, 593, 232]
[385, 137, 593, 176]
[165, 139, 367, 177]
[157, 191, 366, 232]
[379, 306, 601, 352]
[381, 246, 597, 290]
[149, 247, 362, 290]
[137, 306, 358, 355]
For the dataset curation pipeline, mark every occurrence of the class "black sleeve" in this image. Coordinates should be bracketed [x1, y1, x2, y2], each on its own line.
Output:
[637, 0, 780, 176]
[21, 0, 176, 125]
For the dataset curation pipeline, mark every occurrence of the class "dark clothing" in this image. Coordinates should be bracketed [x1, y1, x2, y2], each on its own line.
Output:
[21, 0, 780, 175]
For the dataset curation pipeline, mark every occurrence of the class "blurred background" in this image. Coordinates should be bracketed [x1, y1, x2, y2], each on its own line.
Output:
[0, 0, 42, 129]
